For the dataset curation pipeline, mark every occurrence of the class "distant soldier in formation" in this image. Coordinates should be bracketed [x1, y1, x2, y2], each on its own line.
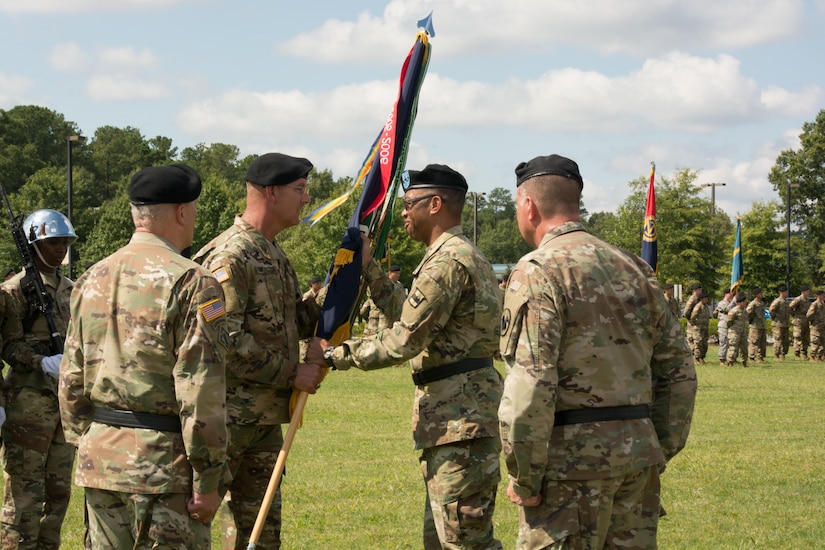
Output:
[359, 265, 405, 337]
[682, 282, 702, 319]
[806, 290, 825, 361]
[726, 292, 749, 367]
[789, 284, 811, 360]
[1, 209, 77, 550]
[664, 283, 680, 319]
[302, 275, 323, 301]
[713, 288, 733, 363]
[746, 287, 767, 363]
[688, 291, 710, 364]
[769, 284, 790, 360]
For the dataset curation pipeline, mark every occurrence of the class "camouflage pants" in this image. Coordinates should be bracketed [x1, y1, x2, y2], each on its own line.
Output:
[84, 487, 210, 549]
[726, 329, 748, 364]
[717, 323, 729, 361]
[221, 423, 284, 550]
[772, 326, 790, 357]
[421, 437, 503, 550]
[516, 466, 660, 550]
[793, 322, 810, 357]
[687, 326, 708, 360]
[810, 328, 824, 360]
[747, 326, 766, 360]
[0, 387, 74, 550]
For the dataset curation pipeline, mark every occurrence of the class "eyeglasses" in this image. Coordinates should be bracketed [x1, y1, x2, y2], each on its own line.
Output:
[402, 194, 438, 210]
[284, 184, 309, 196]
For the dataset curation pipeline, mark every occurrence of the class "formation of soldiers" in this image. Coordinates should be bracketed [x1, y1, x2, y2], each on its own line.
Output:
[666, 282, 825, 367]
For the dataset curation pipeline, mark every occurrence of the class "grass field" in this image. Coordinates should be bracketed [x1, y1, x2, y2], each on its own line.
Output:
[20, 352, 825, 548]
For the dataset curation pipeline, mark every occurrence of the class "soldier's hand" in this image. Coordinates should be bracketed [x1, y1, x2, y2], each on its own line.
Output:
[305, 337, 330, 365]
[506, 480, 541, 507]
[294, 362, 325, 394]
[187, 490, 220, 524]
[41, 354, 62, 379]
[360, 233, 373, 267]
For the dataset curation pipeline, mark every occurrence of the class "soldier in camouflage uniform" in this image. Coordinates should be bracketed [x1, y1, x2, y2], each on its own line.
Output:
[789, 284, 811, 360]
[725, 292, 749, 367]
[308, 165, 504, 550]
[746, 288, 767, 362]
[497, 154, 697, 549]
[193, 153, 325, 550]
[689, 292, 710, 364]
[713, 288, 733, 363]
[682, 283, 702, 319]
[806, 290, 825, 361]
[0, 209, 76, 550]
[58, 165, 230, 549]
[769, 285, 790, 360]
[359, 265, 405, 337]
[663, 283, 680, 319]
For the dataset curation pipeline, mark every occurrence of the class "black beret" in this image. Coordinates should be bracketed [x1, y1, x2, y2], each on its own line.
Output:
[752, 287, 762, 297]
[692, 283, 703, 290]
[664, 283, 674, 290]
[800, 284, 810, 291]
[699, 291, 709, 299]
[722, 288, 730, 294]
[389, 265, 401, 272]
[309, 276, 323, 285]
[816, 290, 825, 296]
[129, 164, 202, 205]
[515, 154, 583, 188]
[404, 164, 467, 192]
[778, 284, 788, 292]
[246, 153, 313, 187]
[736, 292, 747, 302]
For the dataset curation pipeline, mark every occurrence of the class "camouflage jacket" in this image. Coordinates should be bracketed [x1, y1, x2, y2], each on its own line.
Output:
[499, 222, 697, 497]
[332, 226, 503, 450]
[769, 297, 790, 328]
[1, 268, 72, 395]
[713, 297, 733, 329]
[689, 301, 710, 329]
[789, 295, 810, 326]
[806, 300, 825, 330]
[747, 299, 766, 328]
[665, 294, 680, 319]
[726, 304, 748, 334]
[359, 279, 405, 336]
[193, 216, 320, 425]
[59, 232, 229, 495]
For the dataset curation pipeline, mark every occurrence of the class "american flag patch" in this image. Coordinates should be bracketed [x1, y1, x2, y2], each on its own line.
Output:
[199, 298, 226, 322]
[212, 267, 230, 283]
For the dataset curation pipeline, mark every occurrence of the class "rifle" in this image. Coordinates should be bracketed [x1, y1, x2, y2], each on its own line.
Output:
[1, 183, 63, 354]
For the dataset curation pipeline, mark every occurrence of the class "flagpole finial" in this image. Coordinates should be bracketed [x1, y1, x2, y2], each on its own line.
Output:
[417, 11, 435, 36]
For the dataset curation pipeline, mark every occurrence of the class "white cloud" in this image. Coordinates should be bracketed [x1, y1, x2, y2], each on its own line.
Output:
[0, 0, 192, 14]
[0, 72, 32, 106]
[279, 0, 807, 62]
[86, 74, 168, 101]
[48, 42, 87, 73]
[97, 47, 159, 70]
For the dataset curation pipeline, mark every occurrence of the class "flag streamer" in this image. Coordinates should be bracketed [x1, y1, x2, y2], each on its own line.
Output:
[730, 218, 744, 294]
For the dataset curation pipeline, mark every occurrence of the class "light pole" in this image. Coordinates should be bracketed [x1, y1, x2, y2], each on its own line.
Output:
[703, 182, 726, 246]
[469, 192, 485, 245]
[786, 182, 800, 290]
[67, 134, 86, 279]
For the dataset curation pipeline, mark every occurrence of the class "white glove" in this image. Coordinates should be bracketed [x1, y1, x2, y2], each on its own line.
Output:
[41, 354, 62, 379]
[0, 406, 5, 429]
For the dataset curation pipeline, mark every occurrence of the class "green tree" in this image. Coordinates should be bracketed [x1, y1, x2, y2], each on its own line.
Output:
[769, 109, 825, 287]
[180, 143, 245, 184]
[90, 126, 151, 195]
[735, 202, 786, 297]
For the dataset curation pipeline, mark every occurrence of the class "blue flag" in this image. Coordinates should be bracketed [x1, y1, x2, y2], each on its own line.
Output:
[730, 218, 744, 294]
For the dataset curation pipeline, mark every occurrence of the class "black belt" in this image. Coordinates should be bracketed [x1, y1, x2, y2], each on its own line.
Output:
[93, 407, 182, 432]
[412, 357, 493, 386]
[554, 405, 650, 427]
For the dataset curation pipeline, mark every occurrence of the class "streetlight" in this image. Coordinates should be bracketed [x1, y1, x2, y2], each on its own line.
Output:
[67, 134, 86, 279]
[469, 192, 485, 245]
[786, 182, 800, 290]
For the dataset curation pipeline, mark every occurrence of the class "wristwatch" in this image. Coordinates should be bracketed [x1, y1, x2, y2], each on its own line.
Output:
[323, 346, 336, 369]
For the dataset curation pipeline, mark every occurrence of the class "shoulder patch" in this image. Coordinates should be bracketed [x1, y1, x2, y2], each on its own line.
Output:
[212, 267, 230, 283]
[199, 298, 226, 322]
[501, 308, 512, 335]
[408, 288, 427, 308]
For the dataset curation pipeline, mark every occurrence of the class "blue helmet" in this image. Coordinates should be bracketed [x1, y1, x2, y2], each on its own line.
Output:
[23, 209, 78, 245]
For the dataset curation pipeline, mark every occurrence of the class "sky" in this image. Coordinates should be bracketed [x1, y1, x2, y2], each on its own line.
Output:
[1, 0, 823, 218]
